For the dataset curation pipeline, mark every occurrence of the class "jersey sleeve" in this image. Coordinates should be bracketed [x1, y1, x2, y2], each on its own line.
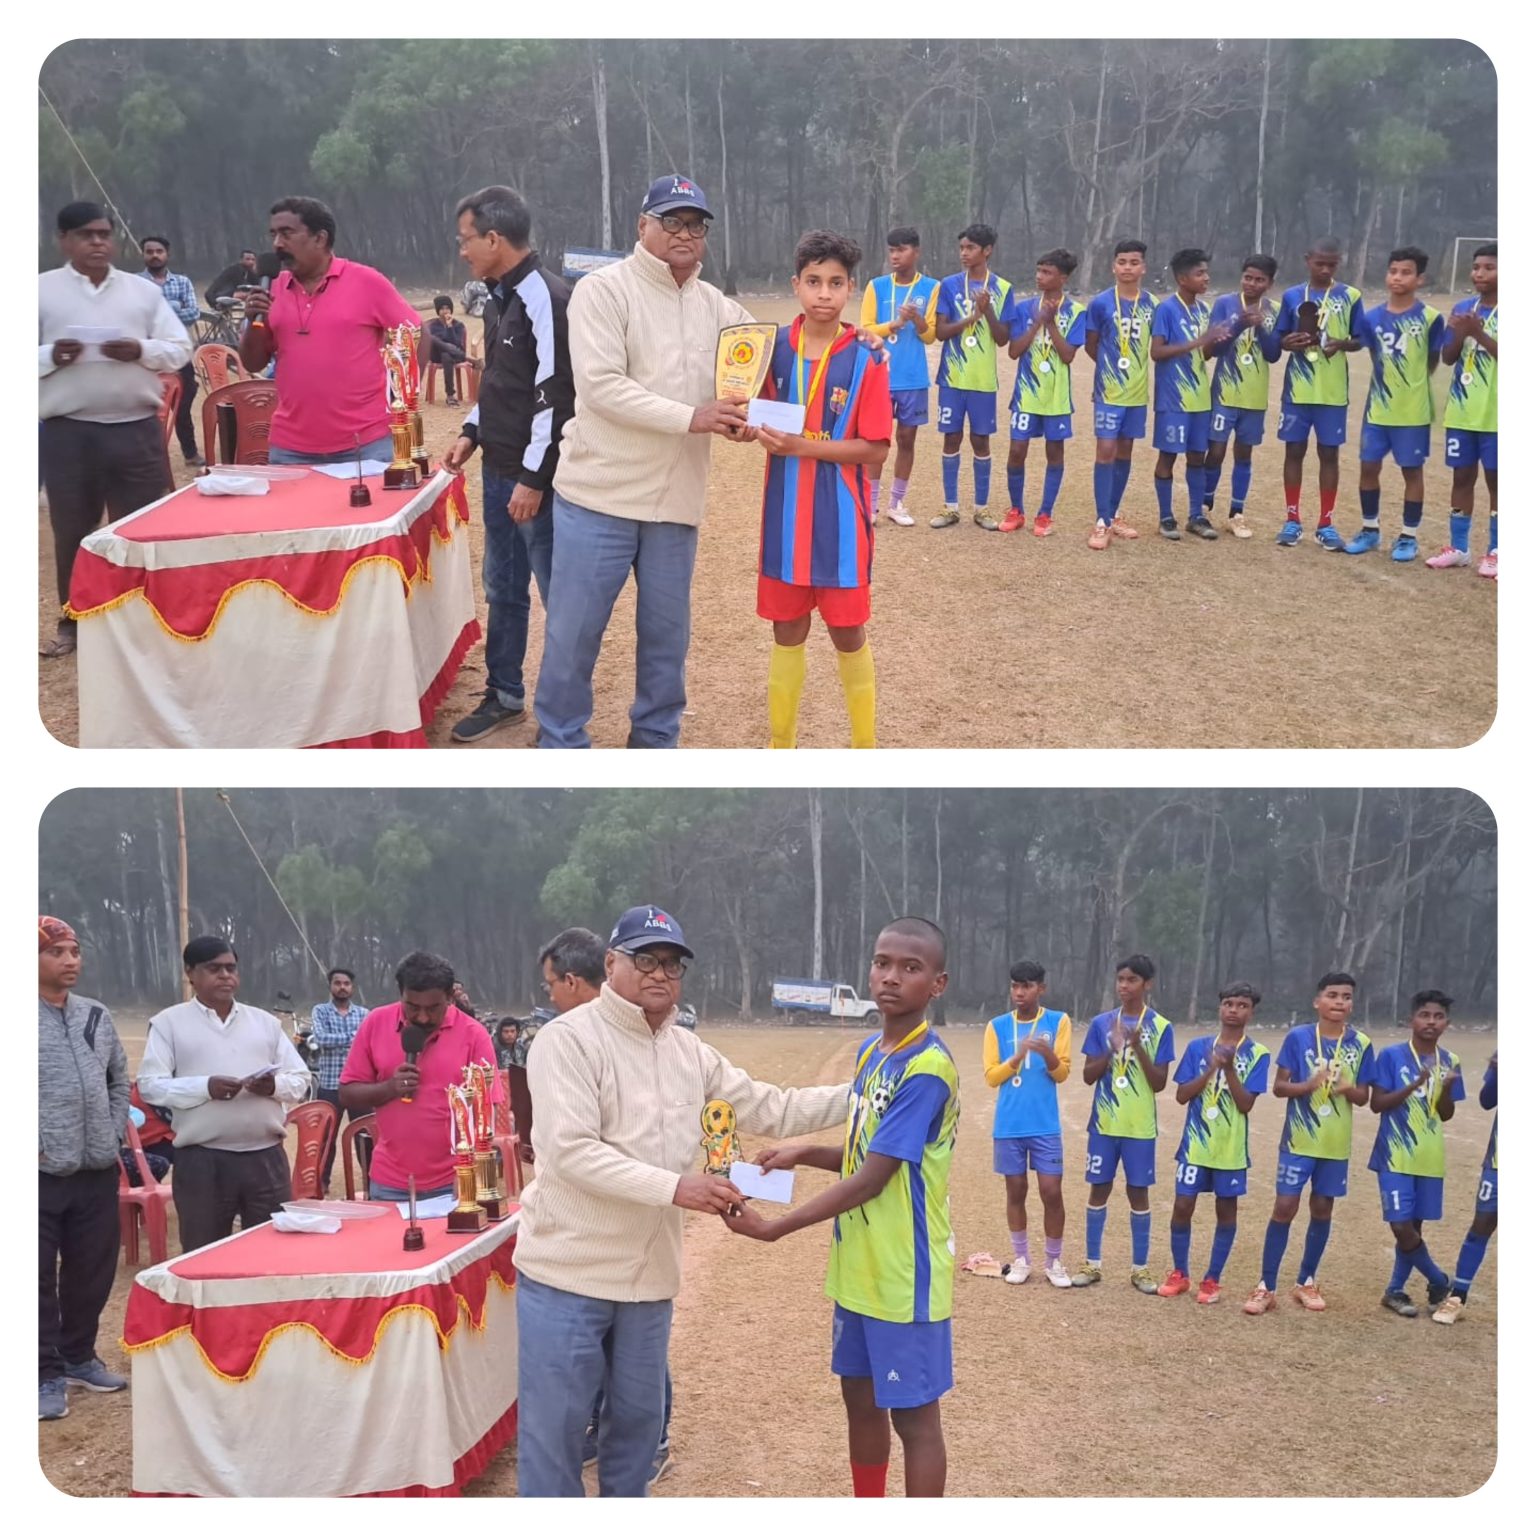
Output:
[1366, 1045, 1396, 1091]
[1050, 1015, 1073, 1084]
[982, 1021, 1011, 1088]
[1356, 1039, 1377, 1083]
[1081, 1015, 1106, 1058]
[866, 1069, 952, 1164]
[1009, 297, 1032, 342]
[860, 282, 882, 336]
[1174, 1040, 1203, 1086]
[1243, 1049, 1271, 1095]
[855, 355, 893, 443]
[1155, 1022, 1177, 1066]
[1275, 1030, 1302, 1080]
[1084, 294, 1105, 343]
[917, 285, 940, 343]
[1351, 304, 1376, 350]
[1062, 304, 1089, 348]
[1427, 309, 1447, 356]
[1449, 1054, 1467, 1103]
[1481, 1063, 1497, 1109]
[1151, 300, 1178, 343]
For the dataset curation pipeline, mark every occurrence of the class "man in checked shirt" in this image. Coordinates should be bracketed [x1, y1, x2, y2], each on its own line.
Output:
[140, 235, 202, 466]
[309, 966, 364, 1192]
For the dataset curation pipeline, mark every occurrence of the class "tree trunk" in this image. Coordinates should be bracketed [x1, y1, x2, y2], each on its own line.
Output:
[810, 789, 824, 979]
[901, 790, 910, 911]
[685, 60, 696, 174]
[716, 68, 733, 281]
[1355, 188, 1383, 288]
[1080, 48, 1110, 288]
[1254, 38, 1272, 250]
[933, 791, 944, 925]
[1336, 787, 1365, 956]
[592, 46, 613, 249]
[1188, 808, 1217, 1024]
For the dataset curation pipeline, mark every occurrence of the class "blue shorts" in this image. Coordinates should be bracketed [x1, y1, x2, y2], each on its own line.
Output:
[891, 388, 929, 428]
[1009, 410, 1073, 441]
[1277, 402, 1348, 447]
[1446, 428, 1497, 471]
[1153, 410, 1212, 455]
[937, 387, 996, 436]
[1085, 1128, 1156, 1187]
[831, 1304, 953, 1409]
[993, 1133, 1065, 1176]
[1093, 403, 1147, 441]
[1275, 1153, 1350, 1199]
[1476, 1165, 1498, 1215]
[1360, 421, 1430, 468]
[1377, 1170, 1444, 1223]
[1209, 405, 1266, 446]
[1174, 1161, 1247, 1198]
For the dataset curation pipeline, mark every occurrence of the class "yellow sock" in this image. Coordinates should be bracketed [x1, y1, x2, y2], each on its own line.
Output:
[768, 642, 808, 748]
[836, 643, 877, 748]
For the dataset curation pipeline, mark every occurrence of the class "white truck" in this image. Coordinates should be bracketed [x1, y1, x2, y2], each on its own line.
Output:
[771, 978, 881, 1025]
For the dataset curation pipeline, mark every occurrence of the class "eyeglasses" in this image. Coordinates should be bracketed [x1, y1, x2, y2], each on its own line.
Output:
[630, 952, 687, 979]
[199, 962, 238, 975]
[646, 214, 710, 239]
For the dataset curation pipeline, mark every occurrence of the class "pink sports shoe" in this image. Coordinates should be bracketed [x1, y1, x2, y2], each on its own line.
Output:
[1425, 546, 1470, 569]
[1478, 551, 1498, 579]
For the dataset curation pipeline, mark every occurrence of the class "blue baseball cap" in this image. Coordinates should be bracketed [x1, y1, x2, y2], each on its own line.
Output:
[608, 905, 694, 958]
[640, 174, 713, 221]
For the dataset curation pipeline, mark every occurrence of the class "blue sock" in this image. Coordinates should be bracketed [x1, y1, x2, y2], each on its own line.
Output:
[1085, 1203, 1108, 1264]
[941, 452, 960, 506]
[1092, 462, 1113, 523]
[1403, 499, 1424, 530]
[1408, 1240, 1447, 1290]
[1449, 512, 1472, 552]
[1389, 1247, 1414, 1293]
[1208, 1223, 1237, 1282]
[1130, 1209, 1152, 1268]
[1007, 464, 1025, 511]
[1185, 464, 1206, 519]
[1039, 462, 1064, 515]
[1360, 487, 1382, 528]
[1154, 474, 1174, 523]
[1489, 513, 1498, 553]
[1454, 1229, 1491, 1297]
[1231, 460, 1253, 511]
[1170, 1222, 1192, 1275]
[1111, 456, 1132, 513]
[1297, 1218, 1332, 1285]
[1261, 1219, 1290, 1292]
[973, 455, 992, 508]
[1203, 460, 1222, 509]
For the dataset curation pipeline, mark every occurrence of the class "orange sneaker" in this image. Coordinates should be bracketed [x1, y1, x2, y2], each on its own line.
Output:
[1196, 1277, 1222, 1305]
[1032, 514, 1054, 537]
[997, 508, 1027, 533]
[1292, 1281, 1327, 1312]
[1242, 1284, 1276, 1315]
[1110, 519, 1139, 540]
[1156, 1269, 1190, 1298]
[1088, 522, 1111, 551]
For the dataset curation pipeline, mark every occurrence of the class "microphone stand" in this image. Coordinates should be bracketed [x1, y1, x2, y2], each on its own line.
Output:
[403, 1173, 425, 1252]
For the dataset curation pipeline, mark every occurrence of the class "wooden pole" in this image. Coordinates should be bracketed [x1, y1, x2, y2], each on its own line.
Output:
[176, 788, 191, 1000]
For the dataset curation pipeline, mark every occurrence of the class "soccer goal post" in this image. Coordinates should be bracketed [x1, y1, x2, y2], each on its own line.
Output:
[1447, 235, 1497, 295]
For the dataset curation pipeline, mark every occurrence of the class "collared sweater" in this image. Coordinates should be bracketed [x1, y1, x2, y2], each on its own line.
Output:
[517, 984, 849, 1302]
[552, 242, 754, 526]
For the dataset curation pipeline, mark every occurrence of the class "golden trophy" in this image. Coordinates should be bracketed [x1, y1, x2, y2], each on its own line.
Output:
[700, 1099, 744, 1176]
[469, 1062, 510, 1221]
[446, 1083, 488, 1233]
[381, 324, 422, 490]
[715, 323, 778, 401]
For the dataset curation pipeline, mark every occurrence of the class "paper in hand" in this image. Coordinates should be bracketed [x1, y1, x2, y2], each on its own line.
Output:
[747, 399, 807, 434]
[730, 1161, 795, 1204]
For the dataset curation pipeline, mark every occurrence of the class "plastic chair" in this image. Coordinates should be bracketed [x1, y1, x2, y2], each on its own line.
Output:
[340, 1112, 378, 1201]
[506, 1064, 535, 1173]
[119, 1120, 173, 1268]
[194, 343, 246, 394]
[156, 371, 182, 488]
[424, 353, 478, 405]
[493, 1099, 523, 1197]
[286, 1099, 338, 1200]
[200, 379, 278, 466]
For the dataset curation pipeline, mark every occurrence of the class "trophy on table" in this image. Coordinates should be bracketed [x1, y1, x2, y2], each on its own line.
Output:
[468, 1061, 511, 1222]
[715, 323, 778, 435]
[381, 324, 423, 490]
[446, 1081, 488, 1233]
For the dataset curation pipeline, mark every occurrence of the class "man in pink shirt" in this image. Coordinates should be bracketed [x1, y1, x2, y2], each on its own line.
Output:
[239, 196, 427, 464]
[338, 951, 501, 1199]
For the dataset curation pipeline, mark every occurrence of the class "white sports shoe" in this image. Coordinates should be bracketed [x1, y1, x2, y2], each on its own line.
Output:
[1004, 1260, 1031, 1285]
[1045, 1258, 1073, 1289]
[1425, 545, 1470, 569]
[887, 501, 915, 527]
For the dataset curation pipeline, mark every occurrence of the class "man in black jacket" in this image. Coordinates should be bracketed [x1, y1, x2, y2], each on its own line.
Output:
[204, 249, 260, 306]
[444, 186, 574, 743]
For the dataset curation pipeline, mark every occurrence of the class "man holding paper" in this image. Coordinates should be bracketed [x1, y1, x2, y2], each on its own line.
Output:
[516, 904, 850, 1496]
[138, 938, 310, 1253]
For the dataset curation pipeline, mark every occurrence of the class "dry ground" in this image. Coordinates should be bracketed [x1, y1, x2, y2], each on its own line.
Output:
[38, 289, 1495, 750]
[40, 1020, 1497, 1498]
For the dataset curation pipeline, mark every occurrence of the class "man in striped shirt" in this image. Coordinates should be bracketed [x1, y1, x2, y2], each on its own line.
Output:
[140, 235, 202, 466]
[308, 966, 363, 1191]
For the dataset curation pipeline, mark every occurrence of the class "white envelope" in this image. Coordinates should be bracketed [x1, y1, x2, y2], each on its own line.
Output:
[747, 398, 807, 434]
[730, 1161, 795, 1204]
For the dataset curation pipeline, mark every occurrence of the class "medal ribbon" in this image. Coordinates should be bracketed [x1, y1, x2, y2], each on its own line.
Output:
[1315, 1023, 1346, 1103]
[889, 276, 917, 334]
[1115, 1006, 1148, 1079]
[1203, 1034, 1246, 1114]
[1011, 1009, 1044, 1077]
[795, 322, 839, 421]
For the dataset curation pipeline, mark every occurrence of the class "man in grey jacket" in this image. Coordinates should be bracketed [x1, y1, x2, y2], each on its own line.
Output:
[38, 917, 131, 1422]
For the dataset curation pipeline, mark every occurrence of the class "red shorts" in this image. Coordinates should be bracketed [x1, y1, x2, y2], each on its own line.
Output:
[757, 574, 871, 627]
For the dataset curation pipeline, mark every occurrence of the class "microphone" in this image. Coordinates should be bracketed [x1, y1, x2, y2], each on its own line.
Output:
[249, 274, 272, 331]
[399, 1023, 429, 1103]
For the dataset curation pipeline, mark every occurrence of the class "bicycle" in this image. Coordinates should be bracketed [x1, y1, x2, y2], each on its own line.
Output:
[192, 295, 246, 349]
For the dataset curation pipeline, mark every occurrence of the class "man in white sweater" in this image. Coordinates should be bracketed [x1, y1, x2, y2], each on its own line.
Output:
[137, 937, 310, 1253]
[534, 175, 758, 749]
[38, 202, 190, 658]
[517, 905, 849, 1496]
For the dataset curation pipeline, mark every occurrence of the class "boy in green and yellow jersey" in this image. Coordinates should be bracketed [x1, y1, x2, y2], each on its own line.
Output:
[1434, 242, 1498, 577]
[1204, 254, 1280, 537]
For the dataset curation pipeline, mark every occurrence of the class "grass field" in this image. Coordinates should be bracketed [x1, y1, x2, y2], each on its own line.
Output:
[37, 287, 1496, 749]
[39, 1019, 1496, 1498]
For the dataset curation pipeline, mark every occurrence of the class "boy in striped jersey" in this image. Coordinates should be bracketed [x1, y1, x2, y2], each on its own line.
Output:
[1432, 243, 1497, 576]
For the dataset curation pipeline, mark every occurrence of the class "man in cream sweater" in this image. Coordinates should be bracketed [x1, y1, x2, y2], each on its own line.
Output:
[534, 175, 759, 749]
[517, 905, 849, 1496]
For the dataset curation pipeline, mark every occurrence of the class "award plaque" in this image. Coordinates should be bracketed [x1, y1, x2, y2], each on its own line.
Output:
[1296, 299, 1322, 362]
[715, 324, 778, 399]
[381, 324, 422, 490]
[700, 1098, 745, 1176]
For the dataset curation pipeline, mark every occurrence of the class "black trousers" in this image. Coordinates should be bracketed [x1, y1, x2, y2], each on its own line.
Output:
[172, 1143, 291, 1254]
[175, 361, 200, 457]
[430, 339, 468, 396]
[40, 415, 170, 619]
[38, 1167, 120, 1383]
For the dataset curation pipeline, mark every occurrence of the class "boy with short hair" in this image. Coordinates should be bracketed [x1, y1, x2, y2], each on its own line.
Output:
[1159, 983, 1270, 1304]
[1340, 247, 1445, 562]
[1245, 971, 1373, 1315]
[932, 224, 1013, 529]
[1150, 247, 1231, 541]
[1262, 237, 1364, 548]
[1000, 249, 1087, 536]
[1072, 954, 1174, 1293]
[1435, 1049, 1496, 1325]
[861, 227, 940, 527]
[756, 230, 893, 751]
[725, 917, 959, 1498]
[1204, 254, 1280, 538]
[1433, 243, 1498, 577]
[1368, 989, 1465, 1317]
[982, 960, 1073, 1287]
[1084, 239, 1157, 549]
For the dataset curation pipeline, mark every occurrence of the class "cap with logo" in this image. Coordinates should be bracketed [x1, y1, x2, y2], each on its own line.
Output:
[640, 175, 714, 221]
[608, 905, 695, 959]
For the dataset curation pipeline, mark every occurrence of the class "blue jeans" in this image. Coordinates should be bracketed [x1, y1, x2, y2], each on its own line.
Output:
[589, 1367, 672, 1457]
[481, 466, 554, 709]
[516, 1272, 672, 1498]
[267, 434, 394, 466]
[368, 1179, 453, 1201]
[534, 494, 698, 749]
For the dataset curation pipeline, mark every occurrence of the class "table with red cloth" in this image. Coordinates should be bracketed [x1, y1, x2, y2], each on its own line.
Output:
[121, 1210, 519, 1497]
[67, 468, 480, 748]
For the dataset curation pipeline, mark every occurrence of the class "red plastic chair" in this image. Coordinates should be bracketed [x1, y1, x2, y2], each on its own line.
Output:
[493, 1100, 523, 1197]
[286, 1099, 338, 1200]
[193, 342, 246, 394]
[506, 1064, 535, 1172]
[424, 356, 478, 405]
[200, 379, 277, 466]
[340, 1112, 378, 1201]
[119, 1120, 173, 1268]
